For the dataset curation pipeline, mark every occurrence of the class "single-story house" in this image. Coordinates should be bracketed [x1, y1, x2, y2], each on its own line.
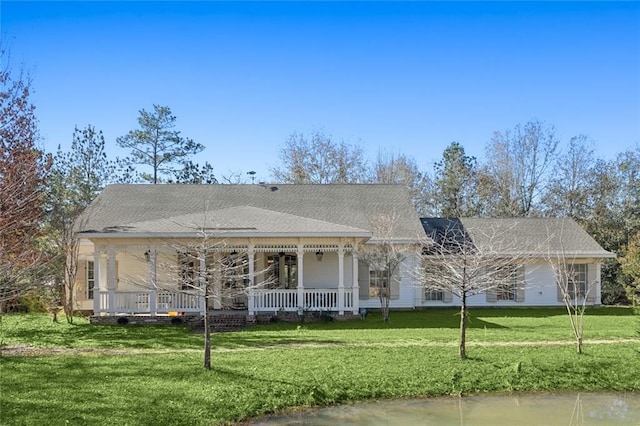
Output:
[73, 184, 614, 318]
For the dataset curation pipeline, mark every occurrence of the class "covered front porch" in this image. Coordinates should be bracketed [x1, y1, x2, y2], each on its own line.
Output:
[88, 239, 363, 317]
[94, 287, 355, 315]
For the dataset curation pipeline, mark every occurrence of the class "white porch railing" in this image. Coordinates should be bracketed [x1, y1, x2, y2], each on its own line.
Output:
[252, 288, 353, 312]
[252, 289, 298, 311]
[97, 291, 201, 314]
[97, 288, 354, 314]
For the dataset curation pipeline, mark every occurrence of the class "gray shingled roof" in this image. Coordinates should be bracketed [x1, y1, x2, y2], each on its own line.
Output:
[78, 184, 424, 241]
[421, 217, 614, 258]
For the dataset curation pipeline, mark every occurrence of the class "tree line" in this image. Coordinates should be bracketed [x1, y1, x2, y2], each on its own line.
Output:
[1, 52, 638, 318]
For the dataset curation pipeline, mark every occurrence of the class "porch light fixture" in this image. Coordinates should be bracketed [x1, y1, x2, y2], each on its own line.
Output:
[144, 250, 151, 262]
[315, 251, 323, 262]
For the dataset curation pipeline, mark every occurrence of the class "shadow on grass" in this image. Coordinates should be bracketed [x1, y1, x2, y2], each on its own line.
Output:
[1, 315, 202, 350]
[246, 306, 637, 333]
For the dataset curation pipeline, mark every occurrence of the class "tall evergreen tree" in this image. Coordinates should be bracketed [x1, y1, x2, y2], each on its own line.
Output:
[433, 142, 479, 217]
[117, 105, 204, 184]
[46, 125, 117, 320]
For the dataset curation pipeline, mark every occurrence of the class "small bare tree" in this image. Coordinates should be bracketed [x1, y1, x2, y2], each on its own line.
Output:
[418, 219, 537, 359]
[157, 240, 270, 369]
[546, 225, 598, 354]
[119, 212, 272, 370]
[356, 212, 409, 322]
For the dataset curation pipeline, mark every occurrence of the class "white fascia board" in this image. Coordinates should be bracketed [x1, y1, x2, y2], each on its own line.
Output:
[79, 231, 373, 239]
[363, 239, 421, 245]
[421, 252, 616, 260]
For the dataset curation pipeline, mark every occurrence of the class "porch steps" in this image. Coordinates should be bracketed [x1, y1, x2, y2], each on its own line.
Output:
[208, 312, 248, 332]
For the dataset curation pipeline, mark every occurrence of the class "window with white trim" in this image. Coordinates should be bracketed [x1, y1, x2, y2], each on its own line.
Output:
[87, 260, 95, 300]
[494, 264, 519, 301]
[423, 263, 445, 301]
[267, 254, 297, 289]
[566, 263, 588, 298]
[424, 289, 444, 301]
[369, 269, 389, 298]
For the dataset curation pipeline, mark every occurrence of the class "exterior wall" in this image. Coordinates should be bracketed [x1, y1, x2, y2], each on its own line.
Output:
[415, 260, 602, 308]
[116, 252, 144, 291]
[358, 254, 419, 309]
[76, 237, 604, 312]
[303, 251, 354, 289]
[75, 241, 95, 311]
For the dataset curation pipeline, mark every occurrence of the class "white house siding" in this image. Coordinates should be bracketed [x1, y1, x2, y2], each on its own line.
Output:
[415, 260, 603, 308]
[303, 251, 355, 289]
[359, 253, 417, 309]
[116, 252, 146, 291]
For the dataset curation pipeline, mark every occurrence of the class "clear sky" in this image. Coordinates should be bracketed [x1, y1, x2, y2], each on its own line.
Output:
[2, 1, 639, 183]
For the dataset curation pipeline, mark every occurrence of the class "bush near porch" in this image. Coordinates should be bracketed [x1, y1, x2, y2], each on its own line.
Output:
[1, 308, 639, 425]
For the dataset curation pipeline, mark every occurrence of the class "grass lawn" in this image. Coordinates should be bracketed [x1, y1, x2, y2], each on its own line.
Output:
[1, 307, 639, 425]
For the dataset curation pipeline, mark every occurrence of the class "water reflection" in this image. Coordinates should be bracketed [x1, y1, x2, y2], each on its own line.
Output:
[252, 393, 640, 425]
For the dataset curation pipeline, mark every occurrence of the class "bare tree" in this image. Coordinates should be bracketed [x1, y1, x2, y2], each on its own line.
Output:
[371, 150, 431, 216]
[546, 225, 599, 354]
[356, 212, 409, 322]
[270, 130, 368, 184]
[418, 219, 537, 359]
[116, 212, 272, 369]
[482, 119, 559, 217]
[542, 135, 595, 220]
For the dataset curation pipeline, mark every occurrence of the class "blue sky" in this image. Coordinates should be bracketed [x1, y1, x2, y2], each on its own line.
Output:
[2, 1, 639, 182]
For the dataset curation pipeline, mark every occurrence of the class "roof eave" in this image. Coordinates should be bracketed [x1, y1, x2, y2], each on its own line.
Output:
[78, 231, 373, 239]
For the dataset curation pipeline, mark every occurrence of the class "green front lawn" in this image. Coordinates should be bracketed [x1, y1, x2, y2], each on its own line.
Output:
[1, 307, 639, 425]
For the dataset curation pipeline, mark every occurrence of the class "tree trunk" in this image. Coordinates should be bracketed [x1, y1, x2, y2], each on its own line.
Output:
[576, 336, 583, 355]
[203, 291, 211, 370]
[203, 314, 211, 369]
[64, 286, 74, 324]
[459, 292, 467, 359]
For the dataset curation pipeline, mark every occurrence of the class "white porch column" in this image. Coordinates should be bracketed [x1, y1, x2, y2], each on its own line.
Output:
[93, 249, 103, 315]
[338, 246, 345, 315]
[352, 252, 359, 314]
[596, 262, 602, 306]
[149, 248, 157, 316]
[107, 247, 116, 315]
[198, 249, 207, 314]
[247, 246, 255, 315]
[297, 246, 305, 310]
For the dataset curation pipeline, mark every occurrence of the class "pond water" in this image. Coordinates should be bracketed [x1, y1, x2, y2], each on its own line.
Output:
[251, 392, 640, 425]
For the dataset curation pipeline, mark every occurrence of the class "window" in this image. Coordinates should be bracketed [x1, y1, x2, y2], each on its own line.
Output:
[423, 263, 445, 301]
[566, 264, 588, 298]
[369, 269, 389, 298]
[87, 260, 95, 300]
[424, 289, 444, 301]
[492, 264, 520, 301]
[222, 253, 249, 289]
[179, 252, 197, 290]
[267, 254, 297, 289]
